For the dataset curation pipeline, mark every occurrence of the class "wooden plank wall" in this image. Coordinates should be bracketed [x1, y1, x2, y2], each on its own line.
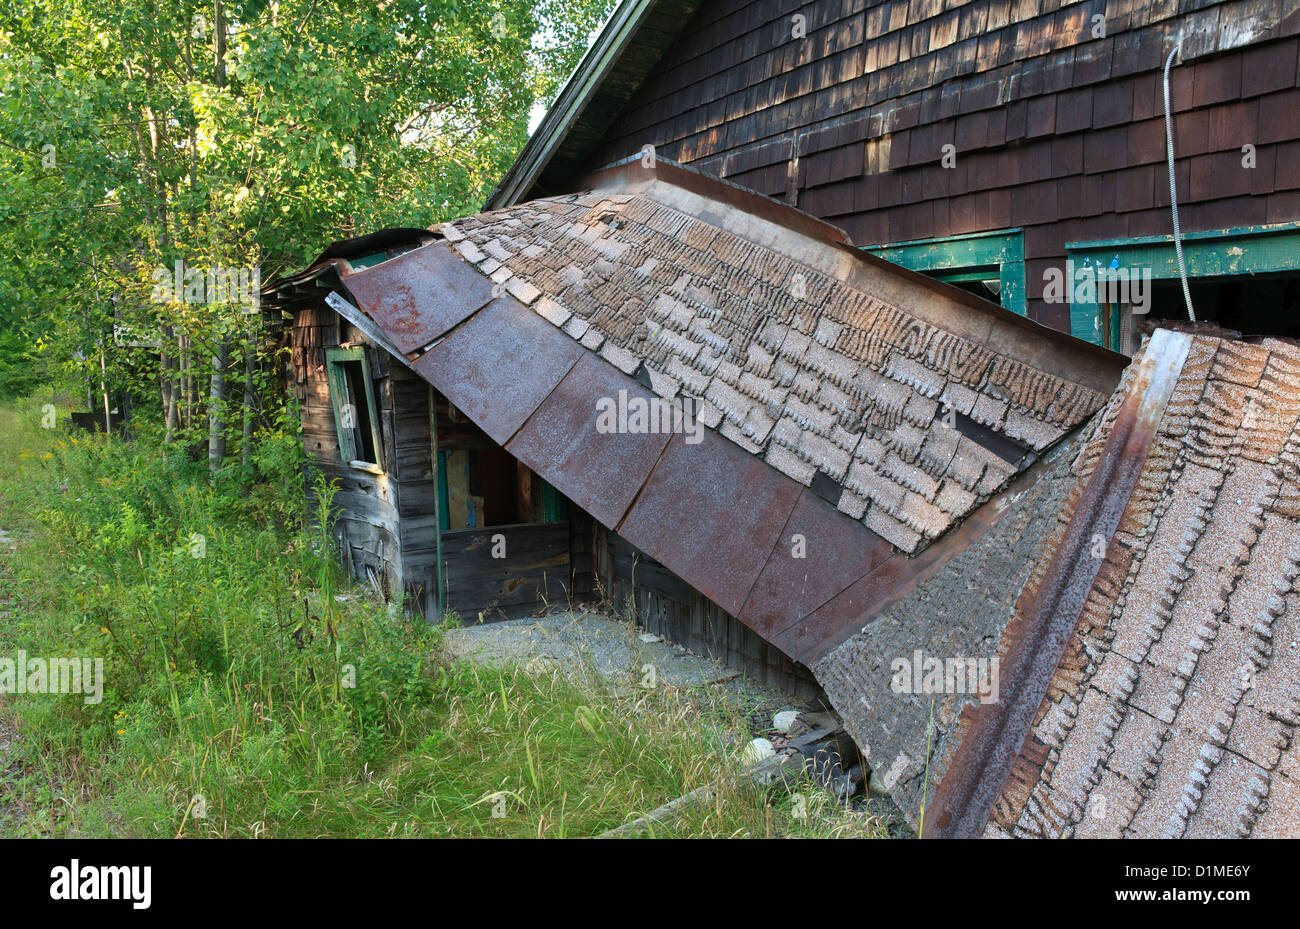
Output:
[441, 522, 572, 620]
[293, 305, 440, 614]
[592, 522, 824, 699]
[584, 0, 1300, 331]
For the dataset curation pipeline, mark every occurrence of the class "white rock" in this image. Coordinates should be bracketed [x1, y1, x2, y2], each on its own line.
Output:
[772, 710, 800, 733]
[637, 633, 660, 643]
[742, 738, 775, 765]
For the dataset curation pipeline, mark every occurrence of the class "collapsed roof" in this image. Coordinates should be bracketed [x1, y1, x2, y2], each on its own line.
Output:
[819, 327, 1300, 838]
[268, 158, 1124, 668]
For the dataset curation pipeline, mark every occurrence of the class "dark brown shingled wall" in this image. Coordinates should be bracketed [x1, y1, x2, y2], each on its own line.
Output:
[580, 0, 1300, 332]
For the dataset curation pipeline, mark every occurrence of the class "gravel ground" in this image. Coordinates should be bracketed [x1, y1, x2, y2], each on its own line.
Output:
[443, 609, 816, 730]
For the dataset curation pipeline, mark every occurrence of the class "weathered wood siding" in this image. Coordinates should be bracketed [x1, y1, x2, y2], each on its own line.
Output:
[592, 522, 823, 698]
[291, 304, 441, 613]
[441, 522, 572, 620]
[583, 0, 1300, 331]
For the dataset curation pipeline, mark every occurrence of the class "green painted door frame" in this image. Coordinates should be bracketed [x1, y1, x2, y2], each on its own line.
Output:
[866, 228, 1027, 316]
[1065, 222, 1300, 346]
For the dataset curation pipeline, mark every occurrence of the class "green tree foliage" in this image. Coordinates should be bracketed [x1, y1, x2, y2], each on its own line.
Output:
[0, 0, 614, 438]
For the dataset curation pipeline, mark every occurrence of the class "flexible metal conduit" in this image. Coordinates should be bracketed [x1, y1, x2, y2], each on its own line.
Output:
[1163, 41, 1197, 323]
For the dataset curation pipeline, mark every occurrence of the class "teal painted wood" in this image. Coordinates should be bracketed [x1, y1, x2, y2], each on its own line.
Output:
[436, 451, 451, 533]
[1064, 223, 1300, 345]
[349, 252, 389, 270]
[865, 229, 1027, 317]
[1066, 223, 1300, 280]
[541, 480, 567, 523]
[324, 346, 385, 470]
[1070, 301, 1104, 347]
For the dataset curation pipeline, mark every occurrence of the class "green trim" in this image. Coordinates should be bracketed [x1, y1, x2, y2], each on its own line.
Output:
[928, 267, 1000, 284]
[1067, 221, 1300, 252]
[866, 229, 1026, 316]
[429, 386, 444, 616]
[436, 451, 451, 533]
[324, 346, 384, 471]
[540, 480, 567, 523]
[1063, 223, 1300, 346]
[349, 252, 389, 270]
[1066, 223, 1300, 281]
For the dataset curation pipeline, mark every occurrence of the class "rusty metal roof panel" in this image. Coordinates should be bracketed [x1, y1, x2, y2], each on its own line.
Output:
[412, 295, 584, 446]
[341, 242, 495, 356]
[616, 428, 803, 618]
[738, 488, 894, 643]
[505, 353, 672, 531]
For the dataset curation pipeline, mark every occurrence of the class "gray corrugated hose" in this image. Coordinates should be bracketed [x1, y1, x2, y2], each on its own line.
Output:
[1163, 41, 1197, 323]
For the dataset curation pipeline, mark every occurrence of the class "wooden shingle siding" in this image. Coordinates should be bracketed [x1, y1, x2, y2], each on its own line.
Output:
[583, 0, 1300, 331]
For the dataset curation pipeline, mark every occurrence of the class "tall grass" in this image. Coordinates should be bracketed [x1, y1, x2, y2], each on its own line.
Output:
[0, 393, 885, 838]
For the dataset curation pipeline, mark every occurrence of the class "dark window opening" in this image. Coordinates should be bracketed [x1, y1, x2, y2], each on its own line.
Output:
[339, 360, 378, 464]
[434, 394, 567, 532]
[926, 271, 1004, 306]
[325, 347, 383, 471]
[1144, 273, 1300, 339]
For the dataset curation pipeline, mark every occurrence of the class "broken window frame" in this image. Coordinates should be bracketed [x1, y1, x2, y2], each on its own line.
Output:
[324, 346, 385, 474]
[865, 229, 1028, 316]
[1066, 221, 1300, 353]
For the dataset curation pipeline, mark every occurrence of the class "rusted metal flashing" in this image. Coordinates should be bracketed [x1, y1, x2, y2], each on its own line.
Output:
[925, 329, 1193, 839]
[411, 295, 585, 447]
[616, 428, 804, 617]
[505, 353, 673, 532]
[739, 488, 895, 643]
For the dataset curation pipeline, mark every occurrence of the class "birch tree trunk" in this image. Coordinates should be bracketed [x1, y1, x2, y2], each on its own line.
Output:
[208, 338, 229, 474]
[241, 328, 256, 468]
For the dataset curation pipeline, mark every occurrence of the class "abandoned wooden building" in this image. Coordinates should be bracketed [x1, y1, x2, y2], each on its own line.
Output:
[266, 0, 1300, 837]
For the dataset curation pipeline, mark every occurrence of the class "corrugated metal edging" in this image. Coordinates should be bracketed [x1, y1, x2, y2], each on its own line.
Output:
[925, 328, 1194, 840]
